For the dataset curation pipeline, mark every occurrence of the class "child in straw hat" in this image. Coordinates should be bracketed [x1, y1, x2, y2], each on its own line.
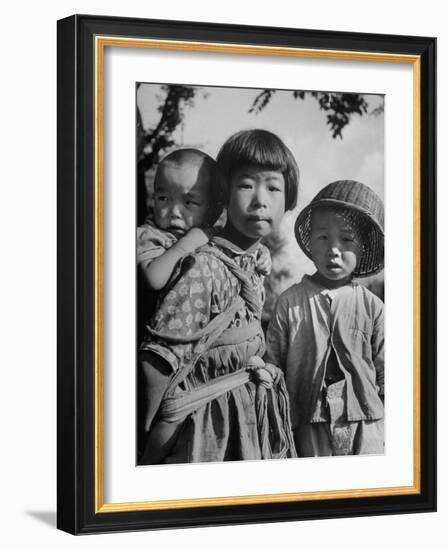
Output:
[265, 180, 385, 456]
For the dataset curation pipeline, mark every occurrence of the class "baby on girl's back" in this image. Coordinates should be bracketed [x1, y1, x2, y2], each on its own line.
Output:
[138, 130, 300, 464]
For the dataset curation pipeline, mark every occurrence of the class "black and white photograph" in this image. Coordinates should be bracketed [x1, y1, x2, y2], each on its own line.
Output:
[55, 6, 436, 537]
[136, 82, 385, 465]
[1, 0, 441, 543]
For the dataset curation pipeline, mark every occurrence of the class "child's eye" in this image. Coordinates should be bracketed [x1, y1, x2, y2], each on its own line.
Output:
[316, 235, 327, 240]
[185, 200, 200, 207]
[268, 185, 282, 193]
[156, 195, 168, 202]
[343, 237, 355, 242]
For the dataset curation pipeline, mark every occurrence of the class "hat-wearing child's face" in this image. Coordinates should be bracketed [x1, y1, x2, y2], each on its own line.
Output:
[154, 160, 213, 238]
[310, 208, 362, 285]
[227, 166, 286, 242]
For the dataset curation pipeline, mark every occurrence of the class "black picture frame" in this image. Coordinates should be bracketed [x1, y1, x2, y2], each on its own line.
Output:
[57, 14, 436, 534]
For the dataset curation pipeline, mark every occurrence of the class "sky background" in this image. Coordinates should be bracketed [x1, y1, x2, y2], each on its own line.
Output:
[137, 83, 384, 283]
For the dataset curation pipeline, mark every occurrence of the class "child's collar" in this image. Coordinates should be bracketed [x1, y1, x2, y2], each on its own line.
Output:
[304, 273, 357, 291]
[211, 231, 261, 256]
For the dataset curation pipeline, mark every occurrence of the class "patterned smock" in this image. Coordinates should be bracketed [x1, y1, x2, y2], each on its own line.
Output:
[140, 235, 296, 464]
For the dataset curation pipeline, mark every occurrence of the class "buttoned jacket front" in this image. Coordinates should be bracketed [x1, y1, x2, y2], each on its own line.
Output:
[266, 276, 384, 428]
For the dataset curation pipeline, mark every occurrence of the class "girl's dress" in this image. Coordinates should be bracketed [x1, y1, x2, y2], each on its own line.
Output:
[140, 235, 296, 464]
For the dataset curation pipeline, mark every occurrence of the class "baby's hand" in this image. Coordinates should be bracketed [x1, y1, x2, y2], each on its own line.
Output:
[256, 252, 272, 277]
[178, 227, 213, 253]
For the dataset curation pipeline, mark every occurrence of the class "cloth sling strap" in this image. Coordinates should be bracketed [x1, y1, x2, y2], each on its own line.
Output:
[158, 356, 297, 459]
[159, 363, 255, 423]
[201, 244, 264, 317]
[146, 296, 245, 346]
[253, 366, 297, 459]
[147, 244, 263, 394]
[148, 246, 296, 459]
[148, 295, 249, 395]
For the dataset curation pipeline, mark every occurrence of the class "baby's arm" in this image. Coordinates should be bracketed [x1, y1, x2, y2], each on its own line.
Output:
[371, 302, 385, 401]
[142, 227, 212, 291]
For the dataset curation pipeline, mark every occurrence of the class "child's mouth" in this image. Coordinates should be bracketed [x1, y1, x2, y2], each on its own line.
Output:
[247, 216, 271, 224]
[168, 225, 186, 236]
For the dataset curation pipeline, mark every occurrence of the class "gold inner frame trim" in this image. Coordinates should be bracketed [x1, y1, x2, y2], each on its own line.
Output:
[94, 35, 421, 514]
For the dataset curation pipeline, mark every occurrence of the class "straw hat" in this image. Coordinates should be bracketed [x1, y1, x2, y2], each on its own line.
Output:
[295, 180, 384, 277]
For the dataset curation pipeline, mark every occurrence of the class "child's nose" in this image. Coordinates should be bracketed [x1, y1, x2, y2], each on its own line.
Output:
[169, 203, 182, 217]
[251, 185, 268, 207]
[328, 246, 341, 258]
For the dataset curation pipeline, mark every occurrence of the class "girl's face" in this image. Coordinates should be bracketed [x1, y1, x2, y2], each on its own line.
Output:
[310, 208, 362, 286]
[227, 166, 286, 243]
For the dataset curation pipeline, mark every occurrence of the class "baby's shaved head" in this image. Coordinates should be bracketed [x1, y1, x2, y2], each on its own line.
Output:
[152, 148, 225, 230]
[156, 148, 214, 178]
[154, 148, 225, 207]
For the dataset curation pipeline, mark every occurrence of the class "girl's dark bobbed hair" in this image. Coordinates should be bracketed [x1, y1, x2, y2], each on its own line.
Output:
[216, 129, 300, 210]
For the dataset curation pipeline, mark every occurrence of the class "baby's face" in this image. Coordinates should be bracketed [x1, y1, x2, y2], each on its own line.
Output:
[227, 166, 286, 242]
[310, 208, 362, 284]
[153, 161, 212, 237]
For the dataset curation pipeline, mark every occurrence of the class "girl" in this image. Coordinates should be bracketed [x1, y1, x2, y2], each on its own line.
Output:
[137, 148, 271, 341]
[266, 180, 385, 456]
[139, 129, 300, 464]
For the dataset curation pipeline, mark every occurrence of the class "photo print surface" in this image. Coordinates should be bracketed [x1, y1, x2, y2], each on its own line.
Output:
[136, 82, 385, 466]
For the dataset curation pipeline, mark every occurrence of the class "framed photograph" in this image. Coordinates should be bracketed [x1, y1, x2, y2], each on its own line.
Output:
[57, 14, 436, 534]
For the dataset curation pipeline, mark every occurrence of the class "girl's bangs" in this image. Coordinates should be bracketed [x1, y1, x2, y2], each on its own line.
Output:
[236, 136, 290, 171]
